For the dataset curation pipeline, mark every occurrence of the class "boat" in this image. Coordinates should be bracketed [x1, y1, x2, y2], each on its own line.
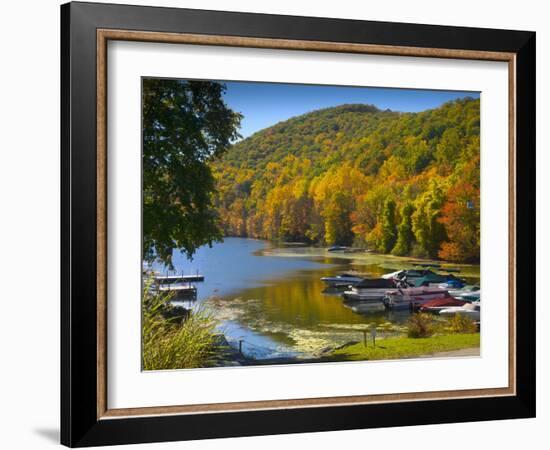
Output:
[343, 278, 400, 302]
[383, 269, 466, 288]
[405, 272, 465, 288]
[456, 290, 481, 302]
[383, 286, 453, 310]
[446, 285, 480, 300]
[327, 245, 348, 252]
[439, 302, 480, 321]
[320, 272, 364, 288]
[382, 270, 406, 280]
[419, 298, 466, 313]
[395, 269, 439, 280]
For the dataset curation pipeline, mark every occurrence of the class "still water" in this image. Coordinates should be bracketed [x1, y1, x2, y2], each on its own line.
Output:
[151, 237, 480, 360]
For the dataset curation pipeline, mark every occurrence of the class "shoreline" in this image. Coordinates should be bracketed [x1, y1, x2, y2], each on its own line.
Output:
[215, 333, 481, 366]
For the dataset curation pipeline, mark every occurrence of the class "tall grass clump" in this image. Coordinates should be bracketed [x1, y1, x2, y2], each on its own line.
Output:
[406, 312, 437, 338]
[142, 280, 220, 370]
[446, 313, 478, 333]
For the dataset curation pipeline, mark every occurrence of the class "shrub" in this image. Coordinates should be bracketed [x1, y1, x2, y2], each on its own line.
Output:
[142, 280, 221, 370]
[407, 312, 436, 338]
[446, 313, 478, 333]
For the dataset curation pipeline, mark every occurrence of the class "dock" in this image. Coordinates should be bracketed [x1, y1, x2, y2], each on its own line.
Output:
[154, 274, 204, 283]
[157, 283, 197, 299]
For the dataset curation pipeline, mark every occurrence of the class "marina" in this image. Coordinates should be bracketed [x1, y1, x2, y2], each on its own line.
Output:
[145, 237, 480, 362]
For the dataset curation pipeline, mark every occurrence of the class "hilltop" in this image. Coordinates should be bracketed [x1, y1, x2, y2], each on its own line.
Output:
[212, 98, 480, 262]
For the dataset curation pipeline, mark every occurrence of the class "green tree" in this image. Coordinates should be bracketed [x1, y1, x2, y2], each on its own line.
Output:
[324, 192, 354, 246]
[142, 79, 242, 266]
[392, 202, 415, 255]
[380, 198, 397, 253]
[412, 180, 447, 257]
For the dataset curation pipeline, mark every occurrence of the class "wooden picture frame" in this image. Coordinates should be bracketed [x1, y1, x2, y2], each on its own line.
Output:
[61, 2, 535, 447]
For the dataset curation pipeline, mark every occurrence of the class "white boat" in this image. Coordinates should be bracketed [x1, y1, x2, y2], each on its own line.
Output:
[439, 302, 480, 321]
[321, 273, 364, 288]
[343, 278, 398, 302]
[456, 290, 481, 302]
[327, 245, 348, 252]
[382, 270, 405, 280]
[383, 286, 452, 310]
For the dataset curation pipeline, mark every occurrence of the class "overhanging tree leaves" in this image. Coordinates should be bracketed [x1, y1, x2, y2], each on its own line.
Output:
[143, 79, 242, 266]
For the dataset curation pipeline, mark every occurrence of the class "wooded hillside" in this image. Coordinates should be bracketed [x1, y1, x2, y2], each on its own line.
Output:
[212, 98, 480, 262]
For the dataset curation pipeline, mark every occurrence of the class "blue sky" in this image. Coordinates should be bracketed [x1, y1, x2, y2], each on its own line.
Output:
[221, 81, 479, 139]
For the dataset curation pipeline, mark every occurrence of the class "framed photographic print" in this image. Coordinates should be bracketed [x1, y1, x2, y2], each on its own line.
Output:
[60, 1, 536, 447]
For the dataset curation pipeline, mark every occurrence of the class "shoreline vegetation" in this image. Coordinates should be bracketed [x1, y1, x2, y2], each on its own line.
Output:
[142, 281, 221, 370]
[259, 244, 480, 279]
[142, 272, 480, 370]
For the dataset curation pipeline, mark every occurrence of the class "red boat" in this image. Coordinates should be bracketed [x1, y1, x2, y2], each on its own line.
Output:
[419, 298, 466, 313]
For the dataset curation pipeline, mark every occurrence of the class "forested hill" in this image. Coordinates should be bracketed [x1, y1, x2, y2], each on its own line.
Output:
[212, 98, 480, 262]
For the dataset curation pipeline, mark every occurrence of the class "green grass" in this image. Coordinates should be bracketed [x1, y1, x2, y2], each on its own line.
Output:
[142, 280, 222, 370]
[330, 333, 480, 361]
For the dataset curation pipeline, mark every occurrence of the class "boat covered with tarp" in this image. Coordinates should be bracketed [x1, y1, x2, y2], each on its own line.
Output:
[321, 272, 365, 288]
[405, 272, 465, 288]
[383, 286, 453, 310]
[419, 298, 467, 313]
[343, 278, 401, 302]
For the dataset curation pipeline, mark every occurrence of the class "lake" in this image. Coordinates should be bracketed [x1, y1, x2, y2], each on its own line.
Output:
[149, 237, 480, 361]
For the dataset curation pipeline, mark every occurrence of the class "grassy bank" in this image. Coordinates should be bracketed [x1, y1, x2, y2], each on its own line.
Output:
[330, 333, 480, 361]
[142, 282, 223, 370]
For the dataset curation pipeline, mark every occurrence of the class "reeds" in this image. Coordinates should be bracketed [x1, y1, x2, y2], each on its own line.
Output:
[142, 279, 220, 370]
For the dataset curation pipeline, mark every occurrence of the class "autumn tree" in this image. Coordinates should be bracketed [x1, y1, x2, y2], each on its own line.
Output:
[438, 156, 480, 262]
[323, 191, 354, 245]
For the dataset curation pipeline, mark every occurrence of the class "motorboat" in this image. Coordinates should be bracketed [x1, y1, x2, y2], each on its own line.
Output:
[384, 269, 438, 281]
[439, 302, 480, 321]
[406, 272, 465, 288]
[447, 285, 480, 301]
[320, 273, 364, 288]
[383, 286, 453, 310]
[327, 245, 348, 252]
[456, 290, 481, 302]
[419, 298, 466, 313]
[383, 269, 465, 288]
[382, 270, 405, 279]
[343, 278, 400, 302]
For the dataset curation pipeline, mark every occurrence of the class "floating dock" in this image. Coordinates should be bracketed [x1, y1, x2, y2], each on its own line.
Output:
[154, 274, 205, 283]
